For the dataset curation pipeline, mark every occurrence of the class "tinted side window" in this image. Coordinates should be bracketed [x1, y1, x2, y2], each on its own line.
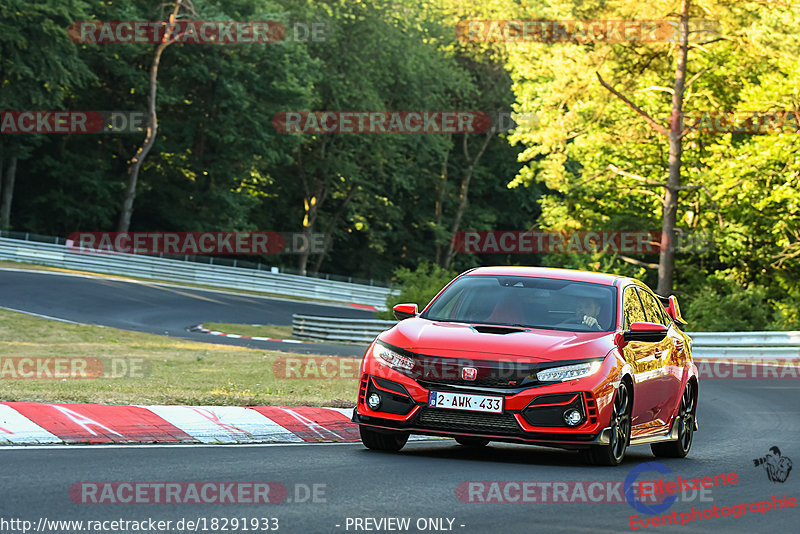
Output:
[623, 287, 646, 329]
[638, 288, 670, 326]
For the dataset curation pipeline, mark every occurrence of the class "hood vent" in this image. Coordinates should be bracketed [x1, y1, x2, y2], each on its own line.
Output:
[471, 325, 527, 335]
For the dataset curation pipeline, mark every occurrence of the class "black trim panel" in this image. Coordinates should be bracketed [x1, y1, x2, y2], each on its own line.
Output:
[353, 410, 602, 448]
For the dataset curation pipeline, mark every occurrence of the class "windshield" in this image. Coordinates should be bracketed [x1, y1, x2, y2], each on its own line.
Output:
[421, 274, 617, 332]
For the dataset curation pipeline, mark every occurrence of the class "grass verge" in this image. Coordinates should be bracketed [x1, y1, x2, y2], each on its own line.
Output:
[0, 309, 358, 407]
[203, 323, 295, 340]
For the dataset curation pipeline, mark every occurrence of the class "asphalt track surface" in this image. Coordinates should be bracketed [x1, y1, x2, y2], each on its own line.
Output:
[2, 266, 799, 533]
[0, 268, 374, 356]
[2, 380, 799, 533]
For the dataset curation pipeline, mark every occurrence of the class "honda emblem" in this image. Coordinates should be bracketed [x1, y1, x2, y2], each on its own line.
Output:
[462, 367, 477, 381]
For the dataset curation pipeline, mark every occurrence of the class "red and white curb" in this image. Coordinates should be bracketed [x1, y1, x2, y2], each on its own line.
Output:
[188, 324, 306, 344]
[0, 403, 364, 445]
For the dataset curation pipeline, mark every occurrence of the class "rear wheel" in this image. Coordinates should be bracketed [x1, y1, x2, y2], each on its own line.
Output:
[359, 426, 409, 452]
[455, 437, 490, 447]
[582, 381, 631, 466]
[651, 381, 695, 458]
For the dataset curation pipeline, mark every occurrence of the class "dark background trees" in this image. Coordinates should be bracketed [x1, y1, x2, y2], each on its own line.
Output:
[2, 0, 799, 329]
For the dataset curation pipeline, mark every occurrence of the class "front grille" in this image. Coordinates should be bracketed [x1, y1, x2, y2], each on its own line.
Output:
[417, 407, 521, 434]
[404, 355, 539, 389]
[418, 377, 529, 388]
[416, 380, 525, 392]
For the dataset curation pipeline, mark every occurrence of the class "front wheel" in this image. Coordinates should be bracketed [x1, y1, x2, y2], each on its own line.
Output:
[651, 381, 696, 458]
[359, 426, 409, 452]
[582, 381, 631, 466]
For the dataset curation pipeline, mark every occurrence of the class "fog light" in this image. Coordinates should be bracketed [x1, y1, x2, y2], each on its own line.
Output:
[367, 393, 382, 410]
[563, 408, 583, 426]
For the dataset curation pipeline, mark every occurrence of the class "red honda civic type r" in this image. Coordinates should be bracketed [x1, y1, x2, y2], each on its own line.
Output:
[353, 266, 699, 465]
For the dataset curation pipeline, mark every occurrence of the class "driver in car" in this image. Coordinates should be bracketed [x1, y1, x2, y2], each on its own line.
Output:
[566, 296, 603, 331]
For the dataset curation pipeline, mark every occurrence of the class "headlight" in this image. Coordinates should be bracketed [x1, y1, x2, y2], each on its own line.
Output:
[372, 343, 414, 372]
[536, 361, 601, 382]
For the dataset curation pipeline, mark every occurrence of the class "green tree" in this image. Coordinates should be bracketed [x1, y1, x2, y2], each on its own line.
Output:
[504, 0, 799, 297]
[379, 263, 458, 319]
[0, 0, 95, 229]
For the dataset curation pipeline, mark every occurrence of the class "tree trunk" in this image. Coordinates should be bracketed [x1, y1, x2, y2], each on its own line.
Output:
[311, 184, 356, 273]
[295, 144, 329, 275]
[297, 192, 322, 275]
[443, 128, 496, 269]
[117, 0, 183, 232]
[657, 0, 691, 295]
[434, 139, 450, 266]
[0, 154, 17, 230]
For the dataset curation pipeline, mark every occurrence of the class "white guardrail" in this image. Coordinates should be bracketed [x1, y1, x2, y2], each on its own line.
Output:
[292, 315, 398, 344]
[0, 237, 396, 308]
[688, 332, 800, 359]
[291, 315, 800, 358]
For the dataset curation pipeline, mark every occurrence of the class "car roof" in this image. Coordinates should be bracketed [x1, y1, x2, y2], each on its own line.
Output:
[464, 266, 625, 286]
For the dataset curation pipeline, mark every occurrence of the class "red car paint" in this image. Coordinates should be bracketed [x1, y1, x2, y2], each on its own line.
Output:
[354, 266, 698, 457]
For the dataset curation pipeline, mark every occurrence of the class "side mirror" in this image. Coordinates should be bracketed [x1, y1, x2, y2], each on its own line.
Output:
[665, 295, 687, 325]
[623, 321, 668, 343]
[393, 303, 418, 321]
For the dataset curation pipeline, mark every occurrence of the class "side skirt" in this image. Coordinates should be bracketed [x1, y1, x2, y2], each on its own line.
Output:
[628, 416, 699, 446]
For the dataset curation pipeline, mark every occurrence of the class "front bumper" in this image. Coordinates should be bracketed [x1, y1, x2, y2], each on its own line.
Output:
[352, 406, 611, 448]
[353, 371, 616, 449]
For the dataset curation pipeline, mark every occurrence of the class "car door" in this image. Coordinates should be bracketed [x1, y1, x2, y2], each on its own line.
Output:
[621, 285, 662, 429]
[636, 287, 683, 427]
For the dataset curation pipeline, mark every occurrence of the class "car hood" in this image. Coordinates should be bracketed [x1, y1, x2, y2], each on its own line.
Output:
[378, 318, 615, 362]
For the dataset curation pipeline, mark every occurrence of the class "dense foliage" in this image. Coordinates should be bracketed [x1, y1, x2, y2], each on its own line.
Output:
[378, 263, 458, 320]
[2, 0, 798, 329]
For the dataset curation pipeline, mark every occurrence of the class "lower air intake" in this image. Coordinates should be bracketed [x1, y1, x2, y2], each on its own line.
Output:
[417, 408, 520, 434]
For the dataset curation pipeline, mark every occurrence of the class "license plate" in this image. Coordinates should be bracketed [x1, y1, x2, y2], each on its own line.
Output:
[428, 391, 503, 413]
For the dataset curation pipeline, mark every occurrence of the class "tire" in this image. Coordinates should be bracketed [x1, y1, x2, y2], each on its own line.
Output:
[455, 437, 490, 447]
[359, 426, 409, 452]
[581, 381, 632, 466]
[651, 381, 696, 458]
